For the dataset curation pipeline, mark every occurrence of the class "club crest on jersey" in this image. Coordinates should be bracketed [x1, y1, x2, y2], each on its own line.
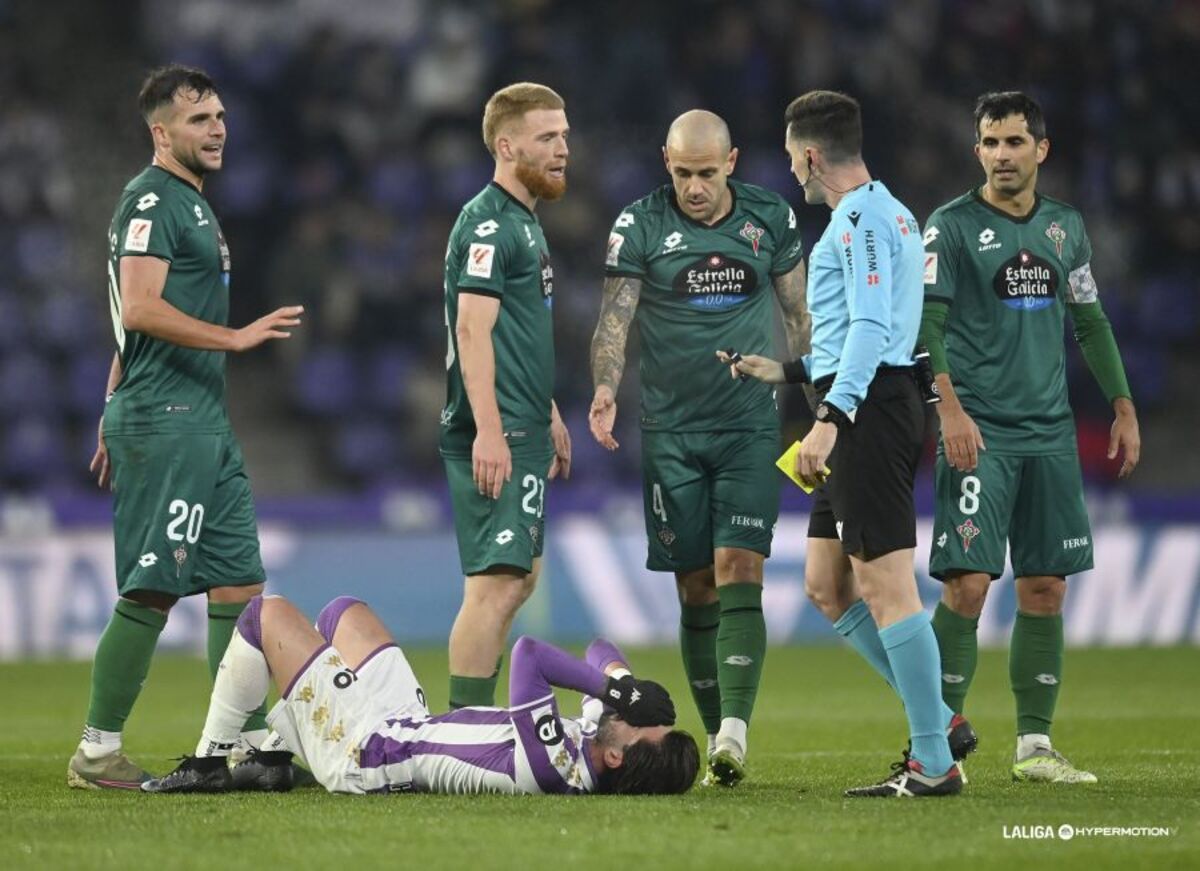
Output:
[173, 545, 188, 576]
[955, 518, 981, 552]
[1045, 221, 1067, 258]
[657, 526, 677, 547]
[739, 221, 765, 256]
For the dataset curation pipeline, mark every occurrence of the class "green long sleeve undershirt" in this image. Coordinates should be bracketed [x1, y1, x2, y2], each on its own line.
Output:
[916, 299, 1133, 403]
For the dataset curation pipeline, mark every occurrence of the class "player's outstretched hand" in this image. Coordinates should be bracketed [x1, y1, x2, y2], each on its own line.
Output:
[1110, 399, 1140, 479]
[549, 408, 572, 480]
[589, 385, 619, 450]
[938, 403, 986, 472]
[231, 305, 304, 352]
[473, 428, 512, 499]
[603, 675, 676, 726]
[88, 416, 111, 489]
[715, 350, 785, 384]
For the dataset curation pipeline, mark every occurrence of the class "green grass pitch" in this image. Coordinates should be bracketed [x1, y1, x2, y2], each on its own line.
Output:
[1, 646, 1196, 870]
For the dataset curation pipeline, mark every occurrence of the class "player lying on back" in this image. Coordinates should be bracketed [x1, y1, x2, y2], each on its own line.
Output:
[142, 595, 699, 795]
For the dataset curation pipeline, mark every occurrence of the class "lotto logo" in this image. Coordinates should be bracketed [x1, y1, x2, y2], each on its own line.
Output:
[495, 529, 514, 545]
[1035, 673, 1059, 685]
[724, 655, 753, 667]
[615, 212, 635, 228]
[475, 219, 499, 237]
[135, 192, 159, 211]
[979, 228, 995, 245]
[922, 226, 940, 246]
[138, 552, 158, 567]
[663, 232, 683, 250]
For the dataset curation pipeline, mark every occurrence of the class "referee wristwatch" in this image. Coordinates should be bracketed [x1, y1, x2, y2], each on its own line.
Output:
[815, 400, 850, 427]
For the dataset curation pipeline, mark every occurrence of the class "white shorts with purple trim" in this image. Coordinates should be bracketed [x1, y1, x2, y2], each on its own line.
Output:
[266, 643, 429, 794]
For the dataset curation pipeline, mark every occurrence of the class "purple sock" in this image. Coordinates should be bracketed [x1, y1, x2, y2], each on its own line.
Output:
[235, 595, 264, 651]
[316, 596, 365, 643]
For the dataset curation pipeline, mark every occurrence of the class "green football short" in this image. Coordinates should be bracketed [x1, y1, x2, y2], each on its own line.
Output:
[929, 450, 1094, 581]
[107, 431, 266, 597]
[641, 429, 781, 573]
[443, 451, 551, 576]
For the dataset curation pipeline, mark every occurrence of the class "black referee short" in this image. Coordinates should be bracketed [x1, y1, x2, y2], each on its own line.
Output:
[808, 367, 923, 560]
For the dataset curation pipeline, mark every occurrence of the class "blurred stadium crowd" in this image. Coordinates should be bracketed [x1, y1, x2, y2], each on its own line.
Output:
[1, 0, 1197, 499]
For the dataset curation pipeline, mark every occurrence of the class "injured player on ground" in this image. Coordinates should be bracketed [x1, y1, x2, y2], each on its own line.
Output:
[142, 595, 699, 796]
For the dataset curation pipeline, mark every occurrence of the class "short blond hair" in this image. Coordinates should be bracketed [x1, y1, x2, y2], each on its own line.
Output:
[481, 82, 565, 157]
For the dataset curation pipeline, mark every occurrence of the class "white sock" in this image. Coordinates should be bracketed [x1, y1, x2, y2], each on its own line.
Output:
[1016, 733, 1052, 760]
[260, 730, 290, 752]
[195, 631, 270, 757]
[716, 717, 748, 757]
[239, 728, 269, 750]
[79, 726, 121, 760]
[706, 734, 717, 757]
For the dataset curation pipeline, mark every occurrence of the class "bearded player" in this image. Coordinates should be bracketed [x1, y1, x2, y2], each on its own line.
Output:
[589, 110, 809, 786]
[142, 595, 699, 796]
[919, 91, 1140, 783]
[440, 83, 573, 711]
[69, 65, 303, 789]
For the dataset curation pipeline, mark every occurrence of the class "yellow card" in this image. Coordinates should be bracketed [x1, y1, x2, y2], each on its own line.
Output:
[775, 440, 830, 494]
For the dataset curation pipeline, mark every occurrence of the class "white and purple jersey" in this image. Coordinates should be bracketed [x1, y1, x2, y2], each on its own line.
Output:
[354, 637, 621, 795]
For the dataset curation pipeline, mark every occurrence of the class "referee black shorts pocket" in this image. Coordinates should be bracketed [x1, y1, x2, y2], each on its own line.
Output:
[826, 372, 923, 560]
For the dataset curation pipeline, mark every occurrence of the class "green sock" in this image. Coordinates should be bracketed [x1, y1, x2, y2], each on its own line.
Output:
[931, 601, 980, 715]
[680, 601, 722, 735]
[1010, 611, 1063, 735]
[715, 582, 766, 723]
[449, 656, 503, 709]
[85, 599, 168, 732]
[208, 601, 268, 732]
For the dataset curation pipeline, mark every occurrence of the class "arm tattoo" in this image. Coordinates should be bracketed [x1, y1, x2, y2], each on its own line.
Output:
[772, 260, 811, 359]
[590, 275, 642, 391]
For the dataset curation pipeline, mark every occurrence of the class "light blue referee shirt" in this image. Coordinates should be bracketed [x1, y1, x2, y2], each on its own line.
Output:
[805, 180, 925, 417]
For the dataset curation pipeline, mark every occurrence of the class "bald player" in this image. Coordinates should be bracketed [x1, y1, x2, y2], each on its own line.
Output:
[589, 111, 808, 786]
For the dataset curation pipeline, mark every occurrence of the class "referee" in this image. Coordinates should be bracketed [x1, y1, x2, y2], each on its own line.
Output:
[720, 91, 968, 797]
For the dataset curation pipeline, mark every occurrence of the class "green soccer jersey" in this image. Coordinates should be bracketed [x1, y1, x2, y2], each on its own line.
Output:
[104, 166, 232, 436]
[605, 180, 804, 432]
[440, 182, 555, 458]
[923, 189, 1098, 454]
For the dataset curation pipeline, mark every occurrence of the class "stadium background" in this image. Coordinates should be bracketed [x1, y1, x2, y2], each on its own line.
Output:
[1, 0, 1199, 656]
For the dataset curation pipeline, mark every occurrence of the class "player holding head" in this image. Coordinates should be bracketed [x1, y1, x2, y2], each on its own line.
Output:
[143, 595, 699, 796]
[918, 91, 1139, 783]
[589, 110, 809, 785]
[722, 91, 973, 797]
[440, 83, 573, 712]
[68, 65, 305, 789]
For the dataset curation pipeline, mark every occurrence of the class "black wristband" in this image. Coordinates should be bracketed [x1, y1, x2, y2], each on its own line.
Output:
[782, 359, 809, 384]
